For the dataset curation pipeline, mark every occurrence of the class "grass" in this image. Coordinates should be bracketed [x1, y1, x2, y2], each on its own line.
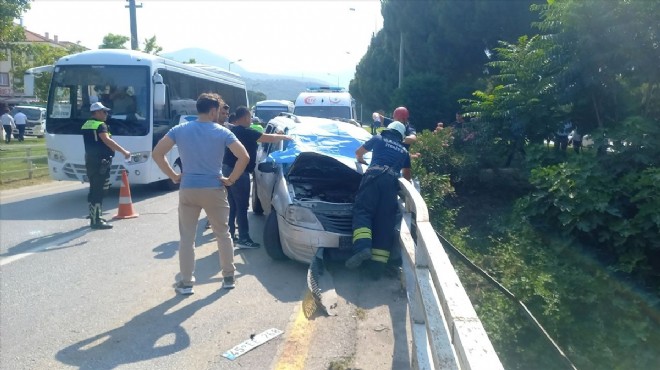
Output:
[0, 137, 50, 188]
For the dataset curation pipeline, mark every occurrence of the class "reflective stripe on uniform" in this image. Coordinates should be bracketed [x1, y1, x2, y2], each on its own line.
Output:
[371, 248, 390, 263]
[352, 227, 372, 244]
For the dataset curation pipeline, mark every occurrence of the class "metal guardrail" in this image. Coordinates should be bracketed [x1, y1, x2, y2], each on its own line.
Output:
[397, 178, 504, 370]
[0, 145, 48, 183]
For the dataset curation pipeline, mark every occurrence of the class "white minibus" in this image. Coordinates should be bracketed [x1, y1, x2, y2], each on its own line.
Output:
[25, 49, 248, 189]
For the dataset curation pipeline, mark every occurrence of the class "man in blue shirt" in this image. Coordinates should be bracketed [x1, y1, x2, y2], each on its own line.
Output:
[153, 93, 249, 294]
[346, 121, 409, 279]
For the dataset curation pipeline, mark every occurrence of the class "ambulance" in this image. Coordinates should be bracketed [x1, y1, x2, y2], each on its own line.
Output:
[293, 87, 358, 124]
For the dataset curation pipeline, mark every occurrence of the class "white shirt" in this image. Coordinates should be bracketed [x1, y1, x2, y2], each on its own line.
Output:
[1, 113, 15, 129]
[14, 111, 27, 126]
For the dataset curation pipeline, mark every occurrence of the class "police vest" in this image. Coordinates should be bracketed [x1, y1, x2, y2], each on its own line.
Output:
[81, 119, 114, 158]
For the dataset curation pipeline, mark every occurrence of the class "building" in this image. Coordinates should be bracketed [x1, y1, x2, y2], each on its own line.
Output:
[0, 29, 84, 104]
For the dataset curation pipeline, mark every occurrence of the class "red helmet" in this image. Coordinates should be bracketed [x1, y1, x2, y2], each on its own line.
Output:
[393, 107, 409, 122]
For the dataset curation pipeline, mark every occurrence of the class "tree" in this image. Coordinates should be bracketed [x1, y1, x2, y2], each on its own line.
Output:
[99, 33, 130, 49]
[10, 43, 80, 101]
[142, 35, 162, 55]
[353, 0, 543, 124]
[0, 0, 30, 58]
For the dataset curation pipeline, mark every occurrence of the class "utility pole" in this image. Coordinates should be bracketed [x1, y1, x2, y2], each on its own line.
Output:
[398, 31, 404, 88]
[125, 0, 143, 50]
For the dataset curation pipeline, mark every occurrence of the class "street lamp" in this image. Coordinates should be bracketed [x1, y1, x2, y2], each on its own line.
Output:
[327, 73, 339, 87]
[228, 59, 242, 72]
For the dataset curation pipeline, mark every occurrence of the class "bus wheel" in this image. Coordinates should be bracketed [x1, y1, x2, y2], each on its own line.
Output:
[162, 159, 181, 191]
[263, 210, 287, 260]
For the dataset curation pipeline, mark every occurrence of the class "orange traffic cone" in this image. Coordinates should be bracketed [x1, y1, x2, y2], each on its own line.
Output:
[113, 169, 139, 219]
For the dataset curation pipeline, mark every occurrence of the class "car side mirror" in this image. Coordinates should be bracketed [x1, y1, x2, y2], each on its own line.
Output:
[258, 162, 277, 173]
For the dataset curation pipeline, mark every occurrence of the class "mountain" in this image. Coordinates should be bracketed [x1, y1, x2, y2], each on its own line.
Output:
[161, 48, 334, 101]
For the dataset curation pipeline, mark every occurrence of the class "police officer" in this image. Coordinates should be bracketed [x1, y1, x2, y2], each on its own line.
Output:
[346, 121, 409, 279]
[82, 102, 131, 229]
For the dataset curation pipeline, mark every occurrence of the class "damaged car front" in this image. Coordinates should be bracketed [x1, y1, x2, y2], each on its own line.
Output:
[254, 115, 371, 264]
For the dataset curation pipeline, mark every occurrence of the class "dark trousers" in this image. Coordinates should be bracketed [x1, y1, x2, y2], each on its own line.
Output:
[352, 167, 399, 264]
[3, 126, 12, 143]
[555, 134, 569, 152]
[223, 164, 251, 239]
[86, 156, 111, 204]
[16, 125, 25, 141]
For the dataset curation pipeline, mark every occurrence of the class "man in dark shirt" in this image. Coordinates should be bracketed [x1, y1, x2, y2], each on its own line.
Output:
[81, 102, 131, 229]
[223, 106, 291, 248]
[346, 121, 409, 279]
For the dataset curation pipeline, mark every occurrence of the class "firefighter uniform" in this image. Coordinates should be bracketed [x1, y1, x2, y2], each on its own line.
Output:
[346, 122, 409, 277]
[81, 116, 115, 229]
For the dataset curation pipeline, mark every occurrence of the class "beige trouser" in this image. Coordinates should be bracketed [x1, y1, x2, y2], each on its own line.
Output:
[178, 187, 235, 285]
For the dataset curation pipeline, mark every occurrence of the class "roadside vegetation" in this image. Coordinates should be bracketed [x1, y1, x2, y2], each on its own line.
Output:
[0, 138, 50, 189]
[354, 0, 660, 369]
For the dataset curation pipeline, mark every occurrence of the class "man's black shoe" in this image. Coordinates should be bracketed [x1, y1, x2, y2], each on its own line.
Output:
[91, 220, 113, 230]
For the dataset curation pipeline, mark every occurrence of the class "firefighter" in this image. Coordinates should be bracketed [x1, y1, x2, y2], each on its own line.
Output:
[346, 121, 409, 279]
[81, 102, 131, 229]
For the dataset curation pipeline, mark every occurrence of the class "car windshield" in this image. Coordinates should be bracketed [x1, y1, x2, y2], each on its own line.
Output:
[267, 119, 371, 166]
[293, 106, 351, 120]
[255, 108, 289, 123]
[11, 107, 42, 120]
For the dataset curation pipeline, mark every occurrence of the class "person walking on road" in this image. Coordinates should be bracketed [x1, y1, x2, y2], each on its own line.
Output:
[153, 93, 249, 295]
[13, 109, 27, 142]
[346, 121, 409, 279]
[1, 107, 16, 144]
[81, 102, 131, 230]
[223, 106, 291, 248]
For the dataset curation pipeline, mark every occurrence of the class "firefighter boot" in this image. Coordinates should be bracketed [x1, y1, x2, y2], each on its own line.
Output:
[90, 203, 113, 230]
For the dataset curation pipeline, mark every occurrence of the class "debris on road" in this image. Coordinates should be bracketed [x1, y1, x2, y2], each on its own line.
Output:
[222, 328, 283, 360]
[306, 248, 338, 316]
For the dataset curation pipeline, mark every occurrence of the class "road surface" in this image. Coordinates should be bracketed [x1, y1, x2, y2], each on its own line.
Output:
[0, 181, 410, 369]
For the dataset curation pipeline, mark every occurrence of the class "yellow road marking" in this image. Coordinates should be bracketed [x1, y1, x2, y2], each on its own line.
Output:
[273, 298, 316, 370]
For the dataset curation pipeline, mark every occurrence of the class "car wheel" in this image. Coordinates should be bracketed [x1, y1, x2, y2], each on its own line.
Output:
[161, 159, 181, 191]
[263, 210, 287, 260]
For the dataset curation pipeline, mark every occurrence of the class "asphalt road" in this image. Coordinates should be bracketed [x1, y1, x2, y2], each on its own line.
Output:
[0, 181, 410, 370]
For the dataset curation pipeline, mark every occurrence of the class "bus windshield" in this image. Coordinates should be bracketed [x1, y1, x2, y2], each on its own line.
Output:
[47, 65, 150, 136]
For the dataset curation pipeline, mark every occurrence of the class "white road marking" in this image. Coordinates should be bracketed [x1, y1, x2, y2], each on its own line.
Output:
[0, 228, 89, 266]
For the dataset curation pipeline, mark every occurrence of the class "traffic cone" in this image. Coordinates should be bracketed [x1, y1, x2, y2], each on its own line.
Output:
[113, 169, 139, 219]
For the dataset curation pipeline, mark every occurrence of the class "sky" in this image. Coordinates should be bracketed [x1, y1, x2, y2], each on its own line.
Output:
[19, 0, 384, 86]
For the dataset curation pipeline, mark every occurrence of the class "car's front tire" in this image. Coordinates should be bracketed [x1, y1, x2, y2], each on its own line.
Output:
[263, 210, 287, 260]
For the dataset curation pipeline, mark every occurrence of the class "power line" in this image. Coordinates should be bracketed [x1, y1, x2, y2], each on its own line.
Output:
[435, 231, 579, 370]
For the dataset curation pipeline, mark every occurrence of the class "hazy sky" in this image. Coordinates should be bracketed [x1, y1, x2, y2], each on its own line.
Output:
[20, 0, 384, 85]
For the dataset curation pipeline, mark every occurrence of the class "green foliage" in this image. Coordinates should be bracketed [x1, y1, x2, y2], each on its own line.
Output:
[353, 0, 541, 122]
[391, 73, 449, 131]
[10, 43, 78, 101]
[248, 90, 267, 104]
[99, 33, 130, 49]
[460, 223, 660, 370]
[0, 0, 30, 59]
[142, 35, 162, 55]
[519, 148, 660, 276]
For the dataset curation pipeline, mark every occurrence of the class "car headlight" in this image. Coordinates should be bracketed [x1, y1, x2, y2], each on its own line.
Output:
[127, 151, 150, 164]
[47, 149, 66, 163]
[284, 205, 323, 230]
